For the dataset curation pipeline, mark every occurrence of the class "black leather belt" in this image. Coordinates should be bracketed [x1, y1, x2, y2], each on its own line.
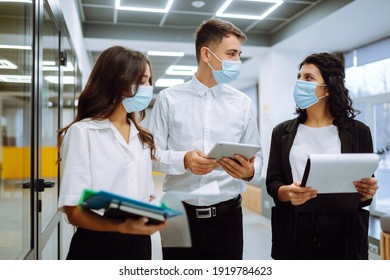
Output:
[184, 195, 242, 219]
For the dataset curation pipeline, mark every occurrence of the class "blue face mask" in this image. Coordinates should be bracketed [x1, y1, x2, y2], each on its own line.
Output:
[122, 85, 153, 113]
[206, 48, 241, 84]
[293, 80, 327, 109]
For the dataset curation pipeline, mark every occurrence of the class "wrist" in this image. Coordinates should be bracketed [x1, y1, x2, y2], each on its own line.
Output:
[183, 152, 190, 170]
[243, 167, 255, 181]
[278, 185, 291, 202]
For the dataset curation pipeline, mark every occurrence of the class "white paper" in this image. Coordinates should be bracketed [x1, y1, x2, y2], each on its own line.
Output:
[305, 153, 379, 193]
[153, 181, 222, 248]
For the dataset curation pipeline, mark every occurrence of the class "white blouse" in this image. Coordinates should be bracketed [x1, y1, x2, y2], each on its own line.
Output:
[58, 118, 154, 213]
[290, 124, 341, 182]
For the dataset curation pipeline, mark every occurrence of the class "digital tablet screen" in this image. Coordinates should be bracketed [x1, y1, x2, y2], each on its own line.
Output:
[206, 141, 261, 161]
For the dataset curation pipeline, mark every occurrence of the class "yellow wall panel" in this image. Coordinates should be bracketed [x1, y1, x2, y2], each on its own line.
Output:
[1, 146, 58, 179]
[2, 147, 30, 179]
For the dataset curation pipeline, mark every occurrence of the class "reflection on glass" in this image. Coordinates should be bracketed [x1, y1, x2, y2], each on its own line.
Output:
[62, 36, 76, 127]
[0, 2, 32, 259]
[374, 103, 390, 215]
[346, 58, 390, 98]
[41, 3, 60, 234]
[346, 54, 390, 216]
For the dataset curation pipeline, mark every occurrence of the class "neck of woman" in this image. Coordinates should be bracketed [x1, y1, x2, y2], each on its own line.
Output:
[109, 105, 129, 127]
[305, 106, 334, 127]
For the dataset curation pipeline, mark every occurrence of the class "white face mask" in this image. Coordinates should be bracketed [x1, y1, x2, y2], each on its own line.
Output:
[206, 48, 242, 84]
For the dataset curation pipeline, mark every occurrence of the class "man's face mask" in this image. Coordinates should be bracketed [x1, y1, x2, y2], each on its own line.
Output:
[122, 85, 153, 113]
[293, 80, 327, 109]
[206, 48, 241, 84]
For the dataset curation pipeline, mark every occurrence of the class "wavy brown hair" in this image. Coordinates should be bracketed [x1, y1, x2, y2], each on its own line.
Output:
[296, 52, 360, 125]
[57, 46, 156, 162]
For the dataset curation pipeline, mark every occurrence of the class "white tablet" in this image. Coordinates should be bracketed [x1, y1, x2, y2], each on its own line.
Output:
[206, 141, 261, 161]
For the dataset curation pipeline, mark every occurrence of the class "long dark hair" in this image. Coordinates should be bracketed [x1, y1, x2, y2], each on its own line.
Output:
[296, 52, 359, 124]
[57, 46, 156, 162]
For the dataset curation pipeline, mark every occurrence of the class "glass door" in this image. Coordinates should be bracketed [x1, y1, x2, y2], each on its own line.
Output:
[37, 0, 62, 260]
[0, 0, 34, 260]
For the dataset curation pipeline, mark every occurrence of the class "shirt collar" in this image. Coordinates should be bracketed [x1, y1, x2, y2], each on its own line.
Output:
[191, 74, 223, 98]
[84, 118, 140, 139]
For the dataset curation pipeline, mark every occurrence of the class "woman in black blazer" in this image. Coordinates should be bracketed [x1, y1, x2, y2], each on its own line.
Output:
[266, 52, 378, 260]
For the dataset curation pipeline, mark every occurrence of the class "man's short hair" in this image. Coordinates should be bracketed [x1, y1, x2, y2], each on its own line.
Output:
[195, 18, 247, 62]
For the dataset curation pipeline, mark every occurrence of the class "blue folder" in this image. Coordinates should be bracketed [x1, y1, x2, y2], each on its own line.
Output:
[79, 189, 183, 219]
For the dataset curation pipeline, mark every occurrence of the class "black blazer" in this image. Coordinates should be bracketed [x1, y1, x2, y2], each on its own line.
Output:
[266, 118, 374, 259]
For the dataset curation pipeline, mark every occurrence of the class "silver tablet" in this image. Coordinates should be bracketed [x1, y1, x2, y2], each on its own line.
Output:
[206, 141, 261, 161]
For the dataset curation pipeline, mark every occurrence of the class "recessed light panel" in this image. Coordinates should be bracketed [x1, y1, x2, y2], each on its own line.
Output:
[147, 51, 185, 57]
[115, 0, 175, 13]
[155, 78, 184, 87]
[166, 65, 197, 76]
[0, 59, 17, 69]
[216, 0, 283, 20]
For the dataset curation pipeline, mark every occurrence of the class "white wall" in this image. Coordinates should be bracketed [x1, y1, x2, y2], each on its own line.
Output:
[258, 50, 308, 176]
[59, 0, 91, 86]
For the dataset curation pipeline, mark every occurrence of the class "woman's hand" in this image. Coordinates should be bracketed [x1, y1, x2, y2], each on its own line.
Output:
[65, 206, 167, 235]
[118, 217, 167, 235]
[278, 182, 317, 205]
[354, 177, 378, 202]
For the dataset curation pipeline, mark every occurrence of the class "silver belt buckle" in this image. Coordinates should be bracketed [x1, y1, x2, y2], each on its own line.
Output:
[195, 207, 216, 218]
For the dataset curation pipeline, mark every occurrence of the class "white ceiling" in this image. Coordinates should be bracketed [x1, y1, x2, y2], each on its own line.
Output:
[76, 0, 390, 92]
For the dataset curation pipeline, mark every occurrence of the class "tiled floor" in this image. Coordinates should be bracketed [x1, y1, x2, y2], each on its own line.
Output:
[242, 207, 272, 260]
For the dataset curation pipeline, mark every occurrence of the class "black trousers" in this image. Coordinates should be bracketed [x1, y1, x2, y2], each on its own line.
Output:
[163, 195, 243, 260]
[66, 228, 151, 260]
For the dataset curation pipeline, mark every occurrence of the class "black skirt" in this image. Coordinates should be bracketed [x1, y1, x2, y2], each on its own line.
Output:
[66, 228, 151, 260]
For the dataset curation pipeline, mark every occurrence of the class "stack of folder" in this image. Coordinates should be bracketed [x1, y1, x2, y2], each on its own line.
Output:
[79, 189, 183, 225]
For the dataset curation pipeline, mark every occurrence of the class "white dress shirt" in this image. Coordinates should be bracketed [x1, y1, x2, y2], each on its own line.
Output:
[58, 118, 154, 212]
[148, 75, 263, 205]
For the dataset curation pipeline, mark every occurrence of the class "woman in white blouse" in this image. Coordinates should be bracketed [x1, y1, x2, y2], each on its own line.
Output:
[57, 46, 166, 260]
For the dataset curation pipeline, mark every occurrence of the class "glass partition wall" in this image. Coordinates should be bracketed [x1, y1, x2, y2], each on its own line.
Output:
[0, 1, 33, 260]
[0, 0, 81, 260]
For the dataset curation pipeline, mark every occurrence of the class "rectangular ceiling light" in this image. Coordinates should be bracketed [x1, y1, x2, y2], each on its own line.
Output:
[45, 76, 75, 84]
[42, 61, 75, 72]
[0, 44, 31, 50]
[0, 75, 31, 83]
[115, 0, 175, 13]
[147, 51, 184, 57]
[0, 0, 32, 3]
[166, 65, 197, 76]
[0, 59, 17, 69]
[155, 78, 184, 87]
[216, 0, 283, 20]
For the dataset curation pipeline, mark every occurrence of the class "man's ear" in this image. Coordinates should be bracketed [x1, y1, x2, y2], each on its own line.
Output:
[200, 47, 210, 63]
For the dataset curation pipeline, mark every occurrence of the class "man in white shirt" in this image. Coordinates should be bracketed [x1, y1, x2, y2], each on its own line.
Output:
[148, 18, 263, 260]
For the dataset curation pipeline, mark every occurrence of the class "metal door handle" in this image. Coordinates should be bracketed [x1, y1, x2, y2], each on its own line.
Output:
[22, 179, 55, 191]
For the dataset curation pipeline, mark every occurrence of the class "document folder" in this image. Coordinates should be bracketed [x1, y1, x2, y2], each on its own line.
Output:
[79, 189, 183, 224]
[300, 153, 379, 192]
[297, 153, 379, 212]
